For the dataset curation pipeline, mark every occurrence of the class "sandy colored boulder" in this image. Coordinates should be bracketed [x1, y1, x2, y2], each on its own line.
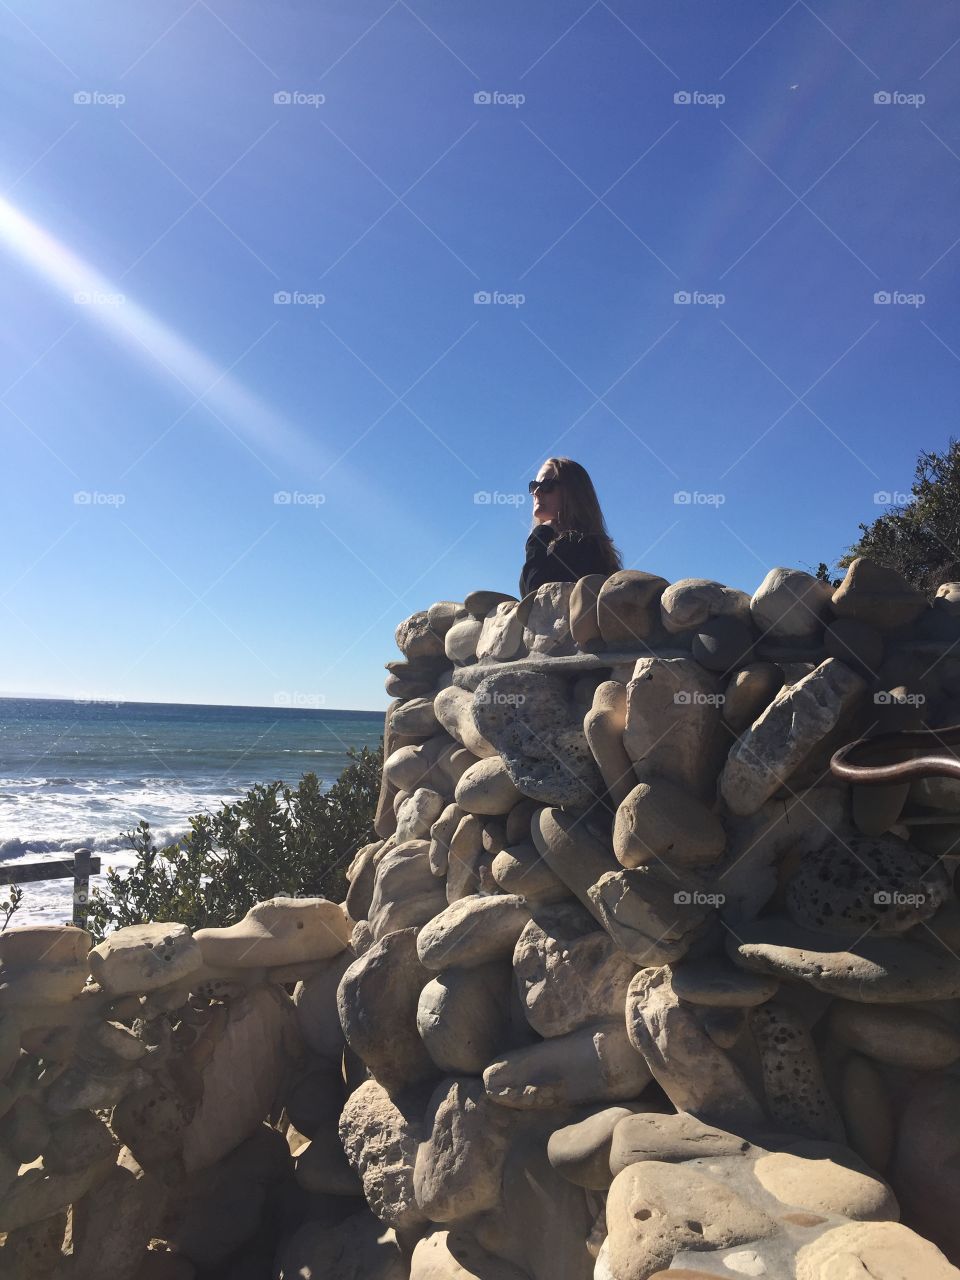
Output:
[522, 581, 578, 655]
[417, 961, 512, 1074]
[596, 570, 669, 647]
[750, 566, 833, 639]
[417, 895, 532, 970]
[608, 1110, 748, 1176]
[754, 1143, 897, 1220]
[442, 812, 484, 904]
[445, 615, 484, 663]
[193, 897, 350, 969]
[395, 787, 446, 844]
[569, 573, 609, 650]
[337, 928, 436, 1095]
[625, 965, 765, 1129]
[396, 610, 446, 660]
[829, 1000, 960, 1069]
[89, 922, 202, 995]
[483, 1018, 651, 1109]
[414, 1077, 512, 1221]
[723, 661, 783, 733]
[367, 841, 447, 941]
[513, 905, 637, 1037]
[489, 840, 570, 903]
[454, 755, 523, 816]
[727, 915, 960, 1002]
[720, 658, 866, 816]
[547, 1105, 636, 1189]
[410, 1230, 529, 1280]
[339, 1079, 427, 1231]
[601, 1159, 777, 1280]
[832, 556, 927, 630]
[584, 680, 636, 809]
[613, 778, 725, 869]
[660, 577, 752, 634]
[434, 685, 498, 758]
[476, 600, 525, 661]
[182, 984, 299, 1172]
[390, 696, 440, 736]
[794, 1220, 960, 1280]
[624, 656, 725, 803]
[0, 925, 93, 1005]
[429, 801, 465, 877]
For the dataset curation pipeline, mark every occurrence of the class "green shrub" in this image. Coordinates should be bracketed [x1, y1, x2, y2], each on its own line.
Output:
[85, 743, 383, 944]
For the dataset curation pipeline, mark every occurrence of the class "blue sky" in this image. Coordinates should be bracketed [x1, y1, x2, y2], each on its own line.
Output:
[1, 1, 958, 712]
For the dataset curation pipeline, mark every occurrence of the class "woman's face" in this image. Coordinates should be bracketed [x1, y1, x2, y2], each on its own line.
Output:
[532, 461, 561, 523]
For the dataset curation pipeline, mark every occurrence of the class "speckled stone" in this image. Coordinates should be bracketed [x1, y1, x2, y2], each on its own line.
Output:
[750, 1001, 845, 1142]
[784, 835, 949, 936]
[471, 669, 604, 809]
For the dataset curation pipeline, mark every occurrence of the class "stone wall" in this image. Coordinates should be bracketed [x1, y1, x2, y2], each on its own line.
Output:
[4, 558, 960, 1278]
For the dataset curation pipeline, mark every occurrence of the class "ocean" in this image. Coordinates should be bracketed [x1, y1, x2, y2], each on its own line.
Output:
[0, 697, 385, 928]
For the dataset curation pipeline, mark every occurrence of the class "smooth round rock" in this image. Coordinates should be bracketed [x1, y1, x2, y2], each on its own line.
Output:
[547, 1106, 635, 1189]
[670, 957, 778, 1007]
[464, 590, 518, 620]
[608, 1109, 748, 1178]
[691, 615, 755, 673]
[831, 557, 927, 630]
[829, 1001, 960, 1069]
[613, 779, 726, 869]
[754, 1144, 898, 1220]
[824, 617, 884, 678]
[750, 567, 832, 640]
[416, 896, 532, 971]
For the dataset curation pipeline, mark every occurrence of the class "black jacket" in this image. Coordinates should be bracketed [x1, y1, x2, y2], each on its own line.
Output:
[519, 523, 612, 597]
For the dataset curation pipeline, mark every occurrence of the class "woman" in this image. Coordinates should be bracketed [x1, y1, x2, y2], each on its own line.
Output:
[519, 457, 623, 597]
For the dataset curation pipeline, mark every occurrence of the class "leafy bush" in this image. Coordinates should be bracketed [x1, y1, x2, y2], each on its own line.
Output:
[85, 744, 383, 944]
[837, 438, 960, 594]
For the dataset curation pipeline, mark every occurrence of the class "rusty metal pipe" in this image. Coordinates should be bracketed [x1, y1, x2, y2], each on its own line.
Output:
[830, 723, 960, 785]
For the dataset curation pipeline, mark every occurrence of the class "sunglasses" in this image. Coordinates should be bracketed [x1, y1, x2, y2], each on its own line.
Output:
[528, 477, 559, 495]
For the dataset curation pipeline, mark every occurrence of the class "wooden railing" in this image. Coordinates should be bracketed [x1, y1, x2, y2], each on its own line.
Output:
[3, 849, 100, 927]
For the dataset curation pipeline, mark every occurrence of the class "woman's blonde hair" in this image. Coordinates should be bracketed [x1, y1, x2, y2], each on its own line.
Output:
[532, 456, 624, 575]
